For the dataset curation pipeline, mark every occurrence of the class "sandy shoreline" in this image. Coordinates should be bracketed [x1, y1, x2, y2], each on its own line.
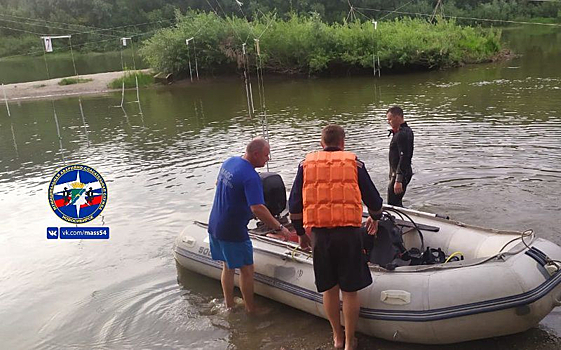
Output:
[1, 70, 151, 102]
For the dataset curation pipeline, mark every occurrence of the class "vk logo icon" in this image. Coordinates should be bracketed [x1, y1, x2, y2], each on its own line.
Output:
[47, 227, 59, 239]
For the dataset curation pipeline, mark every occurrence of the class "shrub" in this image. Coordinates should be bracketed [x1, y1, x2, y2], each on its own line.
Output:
[140, 12, 502, 76]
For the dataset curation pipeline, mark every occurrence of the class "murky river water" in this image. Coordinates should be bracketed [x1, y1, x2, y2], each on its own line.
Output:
[1, 27, 560, 349]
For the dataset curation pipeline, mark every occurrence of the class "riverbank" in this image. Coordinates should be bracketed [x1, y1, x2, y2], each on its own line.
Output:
[1, 70, 151, 102]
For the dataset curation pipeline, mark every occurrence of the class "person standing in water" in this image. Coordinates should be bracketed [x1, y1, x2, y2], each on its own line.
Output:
[207, 137, 291, 313]
[289, 125, 382, 349]
[386, 106, 414, 207]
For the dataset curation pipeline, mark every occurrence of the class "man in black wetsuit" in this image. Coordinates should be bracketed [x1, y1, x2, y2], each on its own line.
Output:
[386, 106, 414, 207]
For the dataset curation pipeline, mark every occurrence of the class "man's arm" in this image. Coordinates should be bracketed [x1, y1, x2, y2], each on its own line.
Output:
[244, 175, 291, 239]
[357, 161, 383, 235]
[357, 161, 383, 216]
[250, 204, 287, 233]
[288, 164, 305, 236]
[288, 164, 312, 250]
[395, 130, 413, 183]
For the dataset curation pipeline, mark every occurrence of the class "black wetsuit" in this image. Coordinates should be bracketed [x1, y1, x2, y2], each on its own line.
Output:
[388, 122, 414, 207]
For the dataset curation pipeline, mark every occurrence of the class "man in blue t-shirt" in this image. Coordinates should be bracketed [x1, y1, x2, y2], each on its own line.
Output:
[208, 137, 291, 313]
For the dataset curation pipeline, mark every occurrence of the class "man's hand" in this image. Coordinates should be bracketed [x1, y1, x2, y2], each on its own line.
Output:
[365, 216, 379, 236]
[394, 181, 404, 194]
[298, 234, 312, 252]
[266, 226, 291, 241]
[279, 226, 291, 241]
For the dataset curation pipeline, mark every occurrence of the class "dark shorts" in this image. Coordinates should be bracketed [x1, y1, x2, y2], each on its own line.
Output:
[209, 235, 253, 269]
[311, 227, 373, 293]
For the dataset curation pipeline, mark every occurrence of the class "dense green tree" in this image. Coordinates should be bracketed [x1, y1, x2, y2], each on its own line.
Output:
[0, 0, 559, 57]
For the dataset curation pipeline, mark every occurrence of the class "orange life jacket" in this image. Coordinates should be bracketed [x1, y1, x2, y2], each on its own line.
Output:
[302, 151, 363, 228]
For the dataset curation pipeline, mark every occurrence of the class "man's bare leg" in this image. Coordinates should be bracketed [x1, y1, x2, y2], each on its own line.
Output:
[221, 263, 235, 308]
[323, 285, 344, 348]
[342, 291, 360, 350]
[239, 264, 255, 313]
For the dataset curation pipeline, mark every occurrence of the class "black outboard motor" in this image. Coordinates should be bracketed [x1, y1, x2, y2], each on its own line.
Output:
[259, 172, 286, 217]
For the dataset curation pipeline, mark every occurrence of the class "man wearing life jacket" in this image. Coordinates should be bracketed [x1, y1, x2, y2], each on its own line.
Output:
[386, 106, 414, 207]
[288, 125, 383, 350]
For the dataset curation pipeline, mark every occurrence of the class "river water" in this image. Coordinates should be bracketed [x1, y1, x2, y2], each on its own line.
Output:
[1, 27, 560, 349]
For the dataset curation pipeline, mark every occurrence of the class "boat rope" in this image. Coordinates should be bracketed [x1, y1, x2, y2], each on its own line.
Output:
[518, 229, 561, 269]
[373, 230, 538, 273]
[385, 207, 425, 252]
[444, 251, 464, 263]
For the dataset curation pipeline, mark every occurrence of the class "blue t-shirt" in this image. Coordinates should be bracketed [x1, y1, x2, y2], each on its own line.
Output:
[208, 156, 265, 242]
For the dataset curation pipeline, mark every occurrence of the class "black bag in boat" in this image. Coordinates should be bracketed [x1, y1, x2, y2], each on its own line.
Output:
[362, 214, 409, 270]
[362, 213, 449, 270]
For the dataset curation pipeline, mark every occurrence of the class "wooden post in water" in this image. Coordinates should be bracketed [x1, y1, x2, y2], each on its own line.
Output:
[135, 75, 143, 115]
[2, 83, 11, 117]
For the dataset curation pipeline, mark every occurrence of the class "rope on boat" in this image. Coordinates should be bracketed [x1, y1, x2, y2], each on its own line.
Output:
[444, 251, 464, 263]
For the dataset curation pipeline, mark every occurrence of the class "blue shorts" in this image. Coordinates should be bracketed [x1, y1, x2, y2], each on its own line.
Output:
[209, 235, 254, 269]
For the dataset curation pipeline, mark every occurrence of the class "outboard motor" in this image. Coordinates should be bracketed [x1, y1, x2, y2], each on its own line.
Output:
[259, 172, 286, 217]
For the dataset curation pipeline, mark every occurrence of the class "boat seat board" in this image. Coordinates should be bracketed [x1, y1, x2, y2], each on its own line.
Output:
[394, 218, 440, 232]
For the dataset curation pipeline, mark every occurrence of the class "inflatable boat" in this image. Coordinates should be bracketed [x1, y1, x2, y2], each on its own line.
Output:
[173, 174, 561, 344]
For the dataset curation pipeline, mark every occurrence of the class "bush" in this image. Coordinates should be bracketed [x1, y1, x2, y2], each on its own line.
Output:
[140, 12, 502, 76]
[108, 70, 154, 89]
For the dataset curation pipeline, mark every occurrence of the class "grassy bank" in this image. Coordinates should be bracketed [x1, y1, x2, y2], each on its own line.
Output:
[108, 71, 154, 89]
[140, 12, 502, 76]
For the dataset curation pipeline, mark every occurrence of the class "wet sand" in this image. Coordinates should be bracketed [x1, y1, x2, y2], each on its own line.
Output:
[1, 70, 151, 102]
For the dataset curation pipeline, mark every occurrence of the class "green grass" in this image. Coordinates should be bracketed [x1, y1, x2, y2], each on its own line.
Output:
[58, 77, 93, 85]
[108, 71, 154, 89]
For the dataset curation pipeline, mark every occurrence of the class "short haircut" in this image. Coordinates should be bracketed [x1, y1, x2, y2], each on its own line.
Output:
[246, 137, 269, 154]
[321, 124, 345, 146]
[387, 106, 404, 118]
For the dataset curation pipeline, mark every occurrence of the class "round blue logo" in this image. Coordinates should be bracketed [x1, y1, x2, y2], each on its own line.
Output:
[48, 165, 108, 224]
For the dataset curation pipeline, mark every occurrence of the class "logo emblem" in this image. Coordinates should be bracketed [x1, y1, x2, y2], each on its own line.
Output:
[47, 227, 59, 239]
[48, 165, 107, 224]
